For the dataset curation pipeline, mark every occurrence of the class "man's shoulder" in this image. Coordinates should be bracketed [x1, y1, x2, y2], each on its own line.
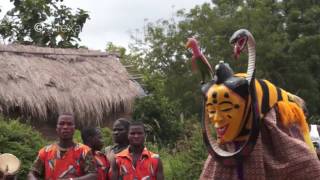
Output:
[37, 143, 58, 160]
[143, 148, 160, 169]
[105, 145, 129, 155]
[103, 145, 114, 154]
[74, 143, 91, 152]
[150, 152, 160, 159]
[39, 143, 57, 153]
[116, 147, 130, 158]
[145, 149, 160, 159]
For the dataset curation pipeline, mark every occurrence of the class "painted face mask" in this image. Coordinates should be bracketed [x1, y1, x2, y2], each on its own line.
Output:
[200, 29, 312, 167]
[203, 61, 252, 145]
[206, 83, 248, 143]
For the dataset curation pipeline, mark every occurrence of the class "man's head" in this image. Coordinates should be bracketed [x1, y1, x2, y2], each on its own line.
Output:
[112, 118, 130, 144]
[56, 113, 75, 141]
[81, 127, 103, 151]
[128, 121, 145, 147]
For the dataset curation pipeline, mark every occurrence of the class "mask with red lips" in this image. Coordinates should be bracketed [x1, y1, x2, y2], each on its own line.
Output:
[204, 62, 251, 144]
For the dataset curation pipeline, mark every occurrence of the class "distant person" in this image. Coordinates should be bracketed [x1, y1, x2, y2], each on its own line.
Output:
[81, 127, 110, 180]
[104, 118, 130, 179]
[104, 118, 130, 160]
[112, 121, 164, 180]
[27, 113, 97, 180]
[309, 124, 320, 159]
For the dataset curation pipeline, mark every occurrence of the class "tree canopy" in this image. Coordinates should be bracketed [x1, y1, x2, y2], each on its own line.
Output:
[127, 0, 320, 126]
[0, 0, 89, 48]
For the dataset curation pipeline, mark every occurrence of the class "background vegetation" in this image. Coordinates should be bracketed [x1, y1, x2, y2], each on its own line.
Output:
[0, 117, 45, 178]
[0, 0, 320, 179]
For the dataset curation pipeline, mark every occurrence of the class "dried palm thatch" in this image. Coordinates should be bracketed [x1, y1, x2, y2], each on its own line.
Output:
[0, 44, 145, 127]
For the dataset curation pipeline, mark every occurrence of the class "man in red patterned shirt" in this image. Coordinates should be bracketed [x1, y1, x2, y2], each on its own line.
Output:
[81, 127, 110, 180]
[112, 121, 164, 180]
[27, 113, 97, 180]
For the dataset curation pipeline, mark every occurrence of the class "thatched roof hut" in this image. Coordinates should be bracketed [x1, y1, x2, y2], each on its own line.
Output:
[0, 44, 145, 128]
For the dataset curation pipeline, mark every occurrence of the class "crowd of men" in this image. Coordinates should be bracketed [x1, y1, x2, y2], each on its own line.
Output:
[24, 113, 164, 180]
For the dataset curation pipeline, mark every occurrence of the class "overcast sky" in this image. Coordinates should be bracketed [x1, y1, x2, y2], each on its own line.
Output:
[0, 0, 209, 51]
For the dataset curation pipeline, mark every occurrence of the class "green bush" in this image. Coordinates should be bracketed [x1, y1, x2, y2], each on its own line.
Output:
[133, 94, 183, 147]
[166, 123, 207, 180]
[0, 117, 46, 179]
[146, 121, 207, 180]
[100, 127, 113, 146]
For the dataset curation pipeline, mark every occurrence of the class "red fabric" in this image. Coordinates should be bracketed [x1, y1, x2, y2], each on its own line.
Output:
[38, 143, 91, 179]
[116, 147, 159, 180]
[94, 151, 110, 180]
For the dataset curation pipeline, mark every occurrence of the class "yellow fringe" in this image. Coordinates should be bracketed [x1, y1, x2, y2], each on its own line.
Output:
[277, 101, 314, 151]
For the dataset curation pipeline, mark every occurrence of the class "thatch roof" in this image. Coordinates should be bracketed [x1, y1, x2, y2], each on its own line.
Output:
[0, 44, 145, 127]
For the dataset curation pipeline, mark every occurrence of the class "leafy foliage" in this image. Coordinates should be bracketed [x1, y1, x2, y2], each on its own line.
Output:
[0, 0, 89, 48]
[132, 94, 183, 147]
[126, 0, 320, 121]
[149, 121, 207, 179]
[125, 3, 320, 178]
[105, 42, 126, 59]
[0, 117, 46, 179]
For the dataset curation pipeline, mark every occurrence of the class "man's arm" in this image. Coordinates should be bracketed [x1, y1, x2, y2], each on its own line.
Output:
[27, 153, 45, 180]
[27, 171, 39, 180]
[77, 150, 98, 180]
[111, 157, 119, 180]
[316, 149, 320, 160]
[0, 171, 16, 180]
[59, 173, 97, 180]
[156, 159, 164, 180]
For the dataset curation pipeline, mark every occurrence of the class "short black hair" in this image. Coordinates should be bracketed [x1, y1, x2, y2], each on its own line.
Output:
[81, 127, 98, 144]
[129, 121, 145, 132]
[58, 112, 74, 120]
[56, 112, 75, 126]
[115, 117, 131, 131]
[59, 112, 74, 117]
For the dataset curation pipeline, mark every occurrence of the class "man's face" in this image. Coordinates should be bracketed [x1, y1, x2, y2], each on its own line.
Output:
[128, 125, 145, 146]
[206, 84, 247, 143]
[56, 115, 75, 140]
[112, 121, 128, 144]
[92, 129, 103, 151]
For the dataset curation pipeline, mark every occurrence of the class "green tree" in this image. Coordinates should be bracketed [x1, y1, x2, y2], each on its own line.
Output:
[158, 121, 207, 180]
[281, 0, 320, 115]
[0, 0, 89, 48]
[105, 42, 126, 59]
[132, 94, 183, 147]
[126, 0, 320, 121]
